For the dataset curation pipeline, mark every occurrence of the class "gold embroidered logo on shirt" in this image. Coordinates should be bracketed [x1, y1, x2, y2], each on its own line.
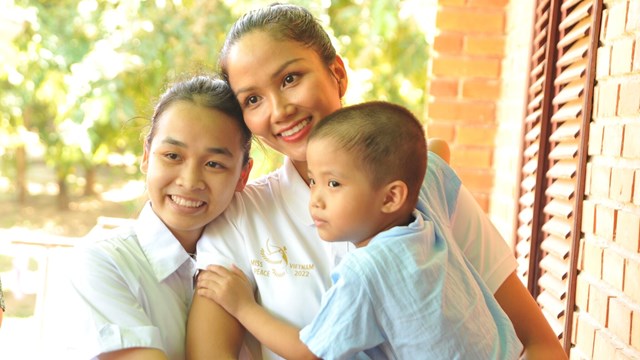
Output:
[251, 238, 315, 278]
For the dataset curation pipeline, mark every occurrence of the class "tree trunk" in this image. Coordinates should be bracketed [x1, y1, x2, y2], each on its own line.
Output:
[57, 173, 69, 210]
[84, 165, 97, 196]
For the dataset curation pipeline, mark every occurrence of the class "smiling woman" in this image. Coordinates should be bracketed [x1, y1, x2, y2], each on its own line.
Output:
[63, 74, 253, 360]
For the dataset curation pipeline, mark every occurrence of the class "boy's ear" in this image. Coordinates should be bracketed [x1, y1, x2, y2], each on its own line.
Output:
[140, 142, 150, 174]
[381, 180, 408, 214]
[235, 158, 253, 192]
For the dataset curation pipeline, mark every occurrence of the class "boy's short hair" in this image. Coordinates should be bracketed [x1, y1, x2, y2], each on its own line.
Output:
[309, 101, 427, 207]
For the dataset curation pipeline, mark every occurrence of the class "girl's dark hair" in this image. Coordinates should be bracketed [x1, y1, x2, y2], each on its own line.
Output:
[218, 3, 336, 78]
[309, 101, 427, 206]
[146, 74, 252, 164]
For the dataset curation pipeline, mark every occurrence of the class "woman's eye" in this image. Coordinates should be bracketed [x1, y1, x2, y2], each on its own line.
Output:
[206, 161, 223, 169]
[165, 153, 180, 161]
[283, 74, 297, 86]
[309, 178, 316, 186]
[328, 180, 340, 188]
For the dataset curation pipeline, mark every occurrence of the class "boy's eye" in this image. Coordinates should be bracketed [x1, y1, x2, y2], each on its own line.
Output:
[308, 178, 316, 186]
[328, 180, 340, 188]
[247, 95, 259, 105]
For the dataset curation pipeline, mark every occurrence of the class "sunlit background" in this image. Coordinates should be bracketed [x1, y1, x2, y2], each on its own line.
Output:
[0, 0, 435, 357]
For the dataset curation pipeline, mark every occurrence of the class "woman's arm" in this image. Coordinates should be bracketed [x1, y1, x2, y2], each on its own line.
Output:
[98, 348, 168, 360]
[494, 272, 567, 359]
[194, 265, 319, 360]
[186, 278, 245, 359]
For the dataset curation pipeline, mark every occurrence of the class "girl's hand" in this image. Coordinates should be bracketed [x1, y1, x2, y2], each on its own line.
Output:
[196, 264, 255, 316]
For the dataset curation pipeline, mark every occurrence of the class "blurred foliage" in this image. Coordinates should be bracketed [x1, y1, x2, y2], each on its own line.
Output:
[0, 0, 431, 206]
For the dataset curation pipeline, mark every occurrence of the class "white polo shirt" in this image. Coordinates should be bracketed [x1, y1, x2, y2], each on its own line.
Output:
[68, 203, 197, 359]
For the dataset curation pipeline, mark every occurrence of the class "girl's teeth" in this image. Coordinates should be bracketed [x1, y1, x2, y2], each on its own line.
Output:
[171, 195, 204, 208]
[280, 119, 310, 137]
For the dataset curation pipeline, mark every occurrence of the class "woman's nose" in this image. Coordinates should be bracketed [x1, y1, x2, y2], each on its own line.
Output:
[177, 164, 205, 190]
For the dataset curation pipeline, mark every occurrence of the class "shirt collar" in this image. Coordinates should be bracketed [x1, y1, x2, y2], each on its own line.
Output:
[134, 202, 195, 282]
[280, 157, 315, 227]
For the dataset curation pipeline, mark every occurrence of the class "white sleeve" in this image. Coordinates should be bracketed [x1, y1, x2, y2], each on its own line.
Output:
[421, 152, 516, 294]
[197, 196, 256, 289]
[450, 183, 516, 293]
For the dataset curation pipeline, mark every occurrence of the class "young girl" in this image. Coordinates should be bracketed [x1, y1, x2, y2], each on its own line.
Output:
[189, 4, 565, 359]
[67, 74, 252, 359]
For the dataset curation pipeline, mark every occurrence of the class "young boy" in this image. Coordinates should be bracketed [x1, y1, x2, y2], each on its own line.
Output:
[198, 101, 523, 359]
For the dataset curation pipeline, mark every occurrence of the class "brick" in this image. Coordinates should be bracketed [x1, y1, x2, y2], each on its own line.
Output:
[436, 8, 505, 34]
[438, 0, 465, 5]
[610, 37, 634, 75]
[609, 297, 632, 344]
[602, 248, 625, 291]
[465, 35, 505, 56]
[456, 125, 497, 146]
[618, 80, 640, 117]
[462, 78, 501, 100]
[451, 147, 494, 168]
[589, 122, 604, 155]
[592, 83, 600, 117]
[589, 285, 612, 326]
[623, 124, 640, 159]
[597, 46, 612, 78]
[595, 204, 617, 241]
[425, 121, 456, 141]
[576, 314, 597, 358]
[596, 81, 619, 118]
[586, 163, 593, 196]
[606, 2, 628, 40]
[593, 330, 619, 360]
[615, 349, 635, 360]
[603, 124, 624, 157]
[635, 35, 640, 72]
[432, 56, 502, 78]
[626, 259, 640, 303]
[627, 0, 640, 33]
[583, 239, 603, 278]
[610, 167, 635, 202]
[616, 210, 640, 252]
[583, 199, 596, 234]
[434, 33, 464, 55]
[601, 9, 609, 43]
[455, 167, 495, 191]
[576, 274, 591, 311]
[429, 78, 459, 98]
[469, 0, 509, 7]
[635, 170, 640, 205]
[632, 308, 640, 351]
[428, 99, 496, 123]
[590, 165, 611, 197]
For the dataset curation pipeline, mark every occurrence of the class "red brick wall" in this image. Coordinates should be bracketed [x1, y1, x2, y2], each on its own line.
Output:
[572, 0, 640, 358]
[426, 0, 509, 212]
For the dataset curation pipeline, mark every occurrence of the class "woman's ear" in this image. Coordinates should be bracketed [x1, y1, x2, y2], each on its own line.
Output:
[140, 142, 150, 174]
[235, 158, 254, 192]
[381, 180, 408, 214]
[331, 55, 348, 98]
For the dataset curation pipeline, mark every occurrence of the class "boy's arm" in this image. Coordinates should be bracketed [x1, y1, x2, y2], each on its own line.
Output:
[196, 265, 319, 360]
[186, 292, 245, 359]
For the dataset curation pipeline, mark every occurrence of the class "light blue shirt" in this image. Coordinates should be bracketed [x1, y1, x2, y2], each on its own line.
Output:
[299, 210, 523, 360]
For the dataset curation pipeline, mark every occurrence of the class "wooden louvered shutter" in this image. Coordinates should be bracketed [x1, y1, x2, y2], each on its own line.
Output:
[515, 0, 602, 349]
